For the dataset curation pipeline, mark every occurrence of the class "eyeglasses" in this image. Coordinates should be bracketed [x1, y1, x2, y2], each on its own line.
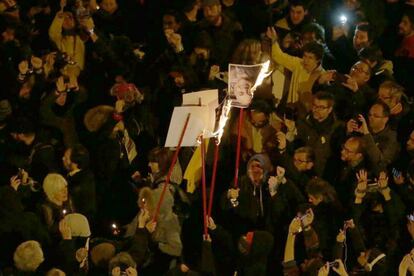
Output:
[312, 104, 330, 110]
[368, 113, 386, 119]
[351, 65, 369, 75]
[294, 158, 310, 164]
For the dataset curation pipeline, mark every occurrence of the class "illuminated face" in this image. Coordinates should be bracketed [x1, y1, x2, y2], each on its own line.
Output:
[308, 194, 322, 206]
[289, 5, 307, 25]
[341, 139, 359, 162]
[302, 52, 319, 72]
[353, 30, 370, 51]
[101, 0, 118, 14]
[293, 152, 313, 172]
[248, 160, 264, 184]
[302, 32, 317, 44]
[55, 185, 68, 203]
[399, 15, 414, 37]
[62, 12, 75, 30]
[312, 98, 332, 122]
[368, 104, 388, 131]
[250, 111, 268, 129]
[1, 28, 15, 42]
[203, 4, 221, 25]
[378, 87, 397, 108]
[406, 131, 414, 152]
[349, 61, 370, 85]
[163, 15, 180, 32]
[62, 149, 72, 171]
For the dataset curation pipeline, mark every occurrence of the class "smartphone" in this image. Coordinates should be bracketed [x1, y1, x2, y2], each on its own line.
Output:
[367, 182, 379, 193]
[329, 261, 339, 268]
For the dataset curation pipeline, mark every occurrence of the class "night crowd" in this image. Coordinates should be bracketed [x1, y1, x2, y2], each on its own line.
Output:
[1, 0, 414, 275]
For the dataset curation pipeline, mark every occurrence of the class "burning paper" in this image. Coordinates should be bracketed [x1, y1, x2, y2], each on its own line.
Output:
[227, 61, 271, 108]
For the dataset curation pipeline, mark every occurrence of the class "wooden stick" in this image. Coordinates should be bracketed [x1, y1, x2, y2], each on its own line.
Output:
[152, 113, 191, 222]
[207, 141, 219, 217]
[233, 108, 244, 188]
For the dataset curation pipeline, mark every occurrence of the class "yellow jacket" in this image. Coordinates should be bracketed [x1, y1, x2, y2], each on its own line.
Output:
[49, 14, 85, 71]
[271, 42, 323, 104]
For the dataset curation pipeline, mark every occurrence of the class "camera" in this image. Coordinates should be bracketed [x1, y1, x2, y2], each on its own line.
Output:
[55, 52, 76, 68]
[119, 264, 129, 275]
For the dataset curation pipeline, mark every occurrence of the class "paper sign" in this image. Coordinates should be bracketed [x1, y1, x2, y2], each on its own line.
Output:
[165, 106, 213, 147]
[228, 62, 269, 108]
[182, 89, 219, 108]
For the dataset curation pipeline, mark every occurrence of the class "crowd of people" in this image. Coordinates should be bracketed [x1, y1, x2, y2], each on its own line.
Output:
[1, 0, 414, 274]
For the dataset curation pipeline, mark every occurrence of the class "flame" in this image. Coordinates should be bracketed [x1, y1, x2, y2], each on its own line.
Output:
[211, 60, 271, 145]
[212, 97, 232, 145]
[250, 60, 271, 93]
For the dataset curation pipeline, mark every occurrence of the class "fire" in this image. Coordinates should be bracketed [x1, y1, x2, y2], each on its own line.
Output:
[212, 60, 271, 145]
[250, 60, 271, 93]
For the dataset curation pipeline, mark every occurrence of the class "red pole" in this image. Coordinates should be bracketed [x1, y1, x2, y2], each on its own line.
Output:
[207, 141, 219, 217]
[201, 136, 208, 236]
[233, 108, 244, 188]
[152, 113, 191, 222]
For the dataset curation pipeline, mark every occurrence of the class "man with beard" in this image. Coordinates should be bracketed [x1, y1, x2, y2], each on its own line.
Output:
[62, 144, 96, 223]
[198, 0, 242, 68]
[293, 91, 345, 176]
[329, 22, 375, 73]
[347, 101, 400, 172]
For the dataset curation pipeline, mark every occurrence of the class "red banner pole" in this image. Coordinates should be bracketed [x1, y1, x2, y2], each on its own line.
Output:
[152, 113, 191, 222]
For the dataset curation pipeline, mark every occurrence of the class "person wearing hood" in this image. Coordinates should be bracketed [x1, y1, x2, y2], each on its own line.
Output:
[223, 153, 273, 234]
[124, 186, 182, 275]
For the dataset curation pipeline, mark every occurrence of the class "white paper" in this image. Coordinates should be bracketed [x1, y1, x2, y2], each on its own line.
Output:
[165, 106, 213, 147]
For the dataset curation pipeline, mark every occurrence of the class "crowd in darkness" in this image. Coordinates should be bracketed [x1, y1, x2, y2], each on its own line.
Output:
[1, 0, 414, 275]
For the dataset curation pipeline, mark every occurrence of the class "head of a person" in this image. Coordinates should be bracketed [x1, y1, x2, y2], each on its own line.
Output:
[14, 241, 44, 272]
[231, 39, 267, 65]
[43, 173, 68, 205]
[62, 11, 76, 31]
[62, 144, 90, 172]
[90, 242, 116, 270]
[249, 99, 271, 128]
[368, 101, 390, 132]
[289, 0, 308, 26]
[1, 22, 16, 42]
[353, 23, 374, 51]
[407, 159, 414, 186]
[192, 31, 212, 60]
[349, 60, 371, 86]
[293, 147, 315, 172]
[9, 117, 36, 145]
[264, 0, 278, 5]
[100, 0, 118, 14]
[306, 178, 336, 206]
[341, 136, 364, 163]
[202, 0, 222, 26]
[46, 268, 66, 276]
[108, 252, 136, 276]
[343, 0, 361, 11]
[247, 154, 271, 185]
[406, 130, 414, 154]
[301, 41, 324, 72]
[182, 0, 201, 13]
[358, 46, 384, 68]
[163, 10, 182, 32]
[148, 147, 172, 176]
[378, 80, 405, 109]
[301, 22, 326, 44]
[399, 9, 414, 37]
[311, 91, 334, 122]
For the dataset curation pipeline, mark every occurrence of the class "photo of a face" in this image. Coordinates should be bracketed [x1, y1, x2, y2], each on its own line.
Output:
[228, 63, 263, 108]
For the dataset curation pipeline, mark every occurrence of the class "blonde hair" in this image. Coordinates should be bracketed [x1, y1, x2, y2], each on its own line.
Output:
[231, 39, 269, 65]
[13, 241, 44, 272]
[379, 80, 405, 102]
[43, 173, 67, 204]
